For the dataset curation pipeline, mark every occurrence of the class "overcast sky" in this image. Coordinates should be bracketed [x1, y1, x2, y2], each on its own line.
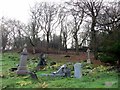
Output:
[0, 0, 116, 24]
[0, 0, 70, 24]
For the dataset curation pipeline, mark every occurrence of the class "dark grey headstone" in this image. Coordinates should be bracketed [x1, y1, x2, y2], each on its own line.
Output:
[36, 53, 47, 71]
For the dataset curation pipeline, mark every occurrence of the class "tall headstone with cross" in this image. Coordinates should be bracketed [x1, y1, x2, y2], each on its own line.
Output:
[86, 48, 91, 64]
[16, 44, 29, 75]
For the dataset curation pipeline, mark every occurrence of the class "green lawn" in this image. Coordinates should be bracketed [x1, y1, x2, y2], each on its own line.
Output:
[0, 52, 119, 89]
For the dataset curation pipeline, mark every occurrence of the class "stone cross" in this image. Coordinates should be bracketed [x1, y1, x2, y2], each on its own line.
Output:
[86, 48, 91, 63]
[74, 63, 82, 78]
[16, 47, 29, 75]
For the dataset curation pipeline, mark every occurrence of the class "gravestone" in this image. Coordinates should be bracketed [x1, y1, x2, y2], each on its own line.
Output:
[74, 63, 82, 78]
[16, 46, 29, 75]
[86, 48, 91, 63]
[36, 53, 47, 71]
[52, 64, 71, 77]
[40, 64, 71, 77]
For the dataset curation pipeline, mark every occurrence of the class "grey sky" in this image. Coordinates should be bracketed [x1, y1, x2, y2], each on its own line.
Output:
[0, 0, 70, 24]
[0, 0, 115, 24]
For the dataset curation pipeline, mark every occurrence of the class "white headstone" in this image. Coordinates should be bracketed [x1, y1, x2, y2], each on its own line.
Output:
[16, 47, 29, 75]
[87, 48, 91, 63]
[74, 63, 82, 78]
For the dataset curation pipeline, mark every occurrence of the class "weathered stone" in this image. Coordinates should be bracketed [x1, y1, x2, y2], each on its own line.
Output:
[52, 64, 71, 77]
[16, 47, 29, 75]
[16, 70, 29, 75]
[74, 63, 82, 78]
[41, 64, 71, 77]
[86, 48, 91, 63]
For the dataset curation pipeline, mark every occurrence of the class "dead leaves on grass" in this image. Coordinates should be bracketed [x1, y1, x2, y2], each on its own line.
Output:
[35, 82, 48, 88]
[16, 81, 32, 86]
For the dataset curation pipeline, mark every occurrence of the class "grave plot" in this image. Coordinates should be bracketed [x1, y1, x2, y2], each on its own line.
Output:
[1, 52, 119, 89]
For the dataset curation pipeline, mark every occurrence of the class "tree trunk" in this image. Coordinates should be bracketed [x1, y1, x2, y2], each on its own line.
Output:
[29, 37, 36, 54]
[75, 36, 79, 55]
[32, 47, 35, 54]
[58, 31, 62, 53]
[65, 43, 67, 52]
[91, 17, 98, 59]
[46, 32, 49, 51]
[64, 38, 67, 52]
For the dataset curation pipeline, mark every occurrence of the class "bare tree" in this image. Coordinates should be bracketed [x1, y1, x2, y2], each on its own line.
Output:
[57, 5, 70, 52]
[79, 23, 91, 48]
[13, 20, 25, 49]
[34, 2, 58, 51]
[57, 5, 66, 52]
[80, 0, 103, 58]
[1, 17, 26, 51]
[97, 1, 120, 34]
[1, 18, 10, 50]
[66, 0, 85, 54]
[26, 3, 42, 53]
[23, 23, 37, 54]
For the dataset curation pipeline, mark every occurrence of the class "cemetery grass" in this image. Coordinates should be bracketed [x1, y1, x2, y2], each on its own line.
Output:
[1, 52, 119, 89]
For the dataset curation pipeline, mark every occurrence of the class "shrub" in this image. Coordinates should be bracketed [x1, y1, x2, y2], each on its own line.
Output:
[98, 53, 117, 64]
[98, 28, 120, 65]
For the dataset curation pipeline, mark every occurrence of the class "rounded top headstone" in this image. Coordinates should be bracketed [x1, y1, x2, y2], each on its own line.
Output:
[74, 63, 82, 78]
[74, 63, 81, 65]
[74, 63, 82, 67]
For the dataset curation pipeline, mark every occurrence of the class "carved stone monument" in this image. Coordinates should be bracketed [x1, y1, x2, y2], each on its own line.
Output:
[74, 63, 82, 78]
[52, 64, 71, 77]
[16, 45, 29, 75]
[87, 48, 91, 64]
[40, 64, 71, 77]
